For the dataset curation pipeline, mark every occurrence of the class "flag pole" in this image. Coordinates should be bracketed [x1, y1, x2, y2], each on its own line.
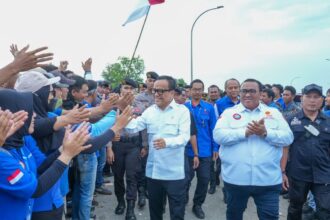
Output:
[126, 6, 151, 76]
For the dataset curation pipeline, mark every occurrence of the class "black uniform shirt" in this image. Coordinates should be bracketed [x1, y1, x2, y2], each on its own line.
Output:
[287, 110, 330, 184]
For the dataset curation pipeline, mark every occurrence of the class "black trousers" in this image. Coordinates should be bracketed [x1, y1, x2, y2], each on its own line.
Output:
[188, 157, 211, 206]
[287, 178, 330, 220]
[137, 154, 147, 190]
[112, 142, 140, 201]
[32, 205, 64, 220]
[209, 157, 221, 188]
[147, 178, 186, 220]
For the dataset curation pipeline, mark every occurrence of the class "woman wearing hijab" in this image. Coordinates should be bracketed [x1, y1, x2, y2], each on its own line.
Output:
[0, 89, 91, 220]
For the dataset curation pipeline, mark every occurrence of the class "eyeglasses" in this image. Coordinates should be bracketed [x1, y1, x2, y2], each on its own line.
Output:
[152, 88, 171, 95]
[191, 88, 203, 93]
[240, 89, 257, 94]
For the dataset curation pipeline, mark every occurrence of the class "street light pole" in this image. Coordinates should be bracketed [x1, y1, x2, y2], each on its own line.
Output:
[190, 6, 224, 82]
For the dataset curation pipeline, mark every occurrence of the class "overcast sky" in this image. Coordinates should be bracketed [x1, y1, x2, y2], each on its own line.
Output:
[1, 0, 329, 92]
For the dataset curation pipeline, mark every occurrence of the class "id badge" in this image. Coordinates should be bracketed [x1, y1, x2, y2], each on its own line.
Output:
[304, 125, 320, 136]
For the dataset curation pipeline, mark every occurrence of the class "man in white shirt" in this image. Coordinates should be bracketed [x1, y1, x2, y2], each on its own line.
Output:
[125, 75, 191, 220]
[213, 78, 294, 220]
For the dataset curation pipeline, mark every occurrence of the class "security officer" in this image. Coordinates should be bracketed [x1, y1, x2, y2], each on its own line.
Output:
[185, 79, 219, 219]
[286, 84, 330, 220]
[134, 71, 158, 208]
[108, 78, 140, 220]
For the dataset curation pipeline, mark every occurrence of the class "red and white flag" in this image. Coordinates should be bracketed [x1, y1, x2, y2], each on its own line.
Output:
[7, 169, 24, 185]
[123, 0, 165, 26]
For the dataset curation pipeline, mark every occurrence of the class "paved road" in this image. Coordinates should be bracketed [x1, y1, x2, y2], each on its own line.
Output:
[93, 177, 289, 220]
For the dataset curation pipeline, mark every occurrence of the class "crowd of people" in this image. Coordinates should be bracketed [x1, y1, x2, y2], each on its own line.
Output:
[0, 44, 329, 220]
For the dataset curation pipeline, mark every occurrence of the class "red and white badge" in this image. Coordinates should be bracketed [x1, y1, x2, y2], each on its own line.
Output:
[7, 169, 24, 185]
[233, 113, 241, 120]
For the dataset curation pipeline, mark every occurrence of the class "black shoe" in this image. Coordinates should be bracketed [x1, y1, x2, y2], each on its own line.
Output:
[192, 205, 205, 219]
[302, 203, 314, 214]
[92, 199, 99, 206]
[115, 200, 126, 215]
[95, 185, 112, 195]
[215, 177, 220, 186]
[302, 206, 316, 220]
[138, 187, 146, 208]
[125, 200, 137, 220]
[208, 186, 216, 194]
[90, 212, 96, 219]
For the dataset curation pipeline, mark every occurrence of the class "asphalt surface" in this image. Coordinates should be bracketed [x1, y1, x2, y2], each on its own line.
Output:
[92, 176, 289, 220]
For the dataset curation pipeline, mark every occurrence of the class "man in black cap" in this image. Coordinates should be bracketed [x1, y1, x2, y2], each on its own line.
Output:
[134, 71, 159, 208]
[284, 84, 330, 220]
[107, 78, 140, 220]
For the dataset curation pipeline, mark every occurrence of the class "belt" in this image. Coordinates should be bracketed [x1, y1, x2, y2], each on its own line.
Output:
[120, 136, 139, 143]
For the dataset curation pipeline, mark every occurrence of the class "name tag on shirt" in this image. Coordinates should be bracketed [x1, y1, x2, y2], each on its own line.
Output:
[304, 125, 320, 136]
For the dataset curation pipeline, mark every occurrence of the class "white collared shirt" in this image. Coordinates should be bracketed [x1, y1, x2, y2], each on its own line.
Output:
[213, 103, 294, 186]
[125, 100, 191, 180]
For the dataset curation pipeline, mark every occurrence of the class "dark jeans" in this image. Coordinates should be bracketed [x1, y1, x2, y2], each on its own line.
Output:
[224, 182, 282, 220]
[188, 157, 211, 206]
[287, 178, 330, 220]
[147, 178, 186, 220]
[112, 142, 140, 201]
[210, 157, 221, 188]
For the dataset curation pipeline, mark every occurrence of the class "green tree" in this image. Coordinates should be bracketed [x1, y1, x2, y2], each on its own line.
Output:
[102, 56, 145, 88]
[176, 78, 187, 87]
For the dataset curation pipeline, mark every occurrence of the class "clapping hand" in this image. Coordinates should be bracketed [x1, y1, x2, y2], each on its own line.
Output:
[246, 118, 266, 137]
[60, 122, 92, 163]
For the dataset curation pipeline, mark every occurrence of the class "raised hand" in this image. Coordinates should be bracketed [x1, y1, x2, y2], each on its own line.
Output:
[60, 122, 91, 163]
[100, 93, 119, 113]
[116, 93, 134, 111]
[64, 105, 90, 124]
[82, 58, 92, 72]
[59, 61, 69, 72]
[9, 45, 53, 72]
[111, 107, 133, 134]
[9, 44, 19, 57]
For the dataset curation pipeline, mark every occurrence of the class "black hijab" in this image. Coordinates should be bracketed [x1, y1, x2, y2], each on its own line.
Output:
[0, 89, 33, 150]
[33, 85, 51, 117]
[32, 85, 65, 153]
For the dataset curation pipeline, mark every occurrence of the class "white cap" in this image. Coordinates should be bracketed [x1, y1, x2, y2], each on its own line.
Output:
[14, 70, 60, 93]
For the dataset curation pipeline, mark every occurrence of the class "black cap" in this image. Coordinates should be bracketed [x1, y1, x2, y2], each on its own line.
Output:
[122, 78, 137, 88]
[146, 71, 159, 80]
[174, 87, 183, 95]
[51, 70, 76, 86]
[302, 84, 323, 96]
